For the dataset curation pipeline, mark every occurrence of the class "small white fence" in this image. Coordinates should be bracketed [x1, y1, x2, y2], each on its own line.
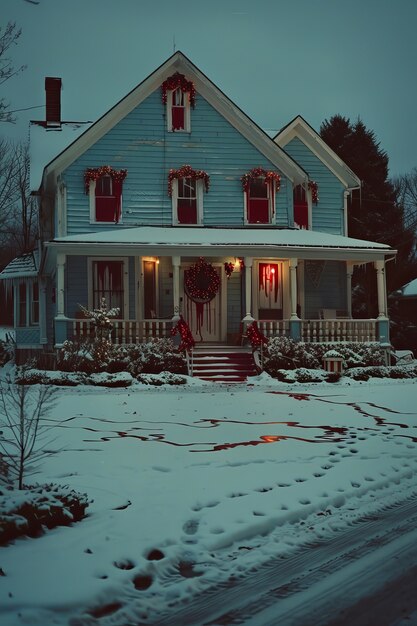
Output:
[68, 318, 173, 344]
[302, 319, 377, 343]
[259, 318, 377, 343]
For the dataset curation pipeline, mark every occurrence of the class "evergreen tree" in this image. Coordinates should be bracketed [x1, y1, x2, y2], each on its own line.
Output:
[320, 115, 417, 315]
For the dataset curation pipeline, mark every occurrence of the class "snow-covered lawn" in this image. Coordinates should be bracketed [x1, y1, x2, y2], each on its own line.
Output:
[1, 375, 417, 625]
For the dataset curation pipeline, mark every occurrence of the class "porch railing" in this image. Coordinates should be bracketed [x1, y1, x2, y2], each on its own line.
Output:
[67, 318, 173, 344]
[258, 319, 290, 338]
[301, 319, 377, 343]
[258, 318, 377, 343]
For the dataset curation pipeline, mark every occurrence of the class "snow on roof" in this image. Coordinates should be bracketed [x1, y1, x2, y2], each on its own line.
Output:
[52, 226, 392, 251]
[29, 121, 92, 192]
[0, 250, 39, 280]
[401, 278, 417, 297]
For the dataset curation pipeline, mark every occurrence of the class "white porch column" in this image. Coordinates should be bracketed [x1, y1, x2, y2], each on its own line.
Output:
[172, 255, 181, 321]
[243, 256, 254, 321]
[56, 253, 66, 318]
[289, 258, 299, 320]
[346, 262, 354, 318]
[375, 259, 387, 319]
[39, 277, 47, 343]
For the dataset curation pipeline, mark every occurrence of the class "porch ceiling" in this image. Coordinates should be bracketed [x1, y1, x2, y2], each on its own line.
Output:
[45, 226, 395, 267]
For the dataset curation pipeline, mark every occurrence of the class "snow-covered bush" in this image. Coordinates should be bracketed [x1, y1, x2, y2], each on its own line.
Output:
[137, 371, 187, 386]
[0, 483, 90, 546]
[56, 337, 186, 377]
[345, 363, 417, 381]
[78, 298, 120, 340]
[263, 338, 386, 377]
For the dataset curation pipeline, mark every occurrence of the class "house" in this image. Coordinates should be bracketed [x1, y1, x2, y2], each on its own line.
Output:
[0, 52, 396, 364]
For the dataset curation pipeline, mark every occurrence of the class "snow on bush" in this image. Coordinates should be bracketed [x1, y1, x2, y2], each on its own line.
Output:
[56, 337, 186, 377]
[0, 338, 14, 367]
[264, 337, 386, 377]
[136, 371, 187, 386]
[0, 483, 90, 546]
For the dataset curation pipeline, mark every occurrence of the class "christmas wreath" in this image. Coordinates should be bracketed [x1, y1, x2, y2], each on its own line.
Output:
[185, 257, 220, 303]
[168, 165, 210, 196]
[161, 72, 196, 107]
[241, 167, 281, 193]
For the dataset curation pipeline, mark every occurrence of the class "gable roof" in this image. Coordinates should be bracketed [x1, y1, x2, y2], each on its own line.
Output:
[41, 51, 307, 191]
[274, 115, 361, 189]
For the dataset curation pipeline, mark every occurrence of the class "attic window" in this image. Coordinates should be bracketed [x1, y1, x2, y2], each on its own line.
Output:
[161, 73, 195, 133]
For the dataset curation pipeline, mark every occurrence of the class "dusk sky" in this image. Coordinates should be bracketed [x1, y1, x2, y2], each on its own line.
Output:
[2, 0, 417, 177]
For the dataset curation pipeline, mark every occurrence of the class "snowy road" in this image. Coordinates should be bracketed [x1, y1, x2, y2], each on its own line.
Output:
[1, 377, 416, 626]
[147, 490, 417, 626]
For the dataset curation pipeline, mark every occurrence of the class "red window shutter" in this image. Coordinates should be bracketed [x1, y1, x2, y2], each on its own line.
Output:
[248, 198, 269, 224]
[177, 199, 197, 224]
[294, 202, 308, 228]
[172, 106, 185, 130]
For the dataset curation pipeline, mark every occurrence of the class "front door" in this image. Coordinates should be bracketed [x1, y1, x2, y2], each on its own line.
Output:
[181, 263, 222, 343]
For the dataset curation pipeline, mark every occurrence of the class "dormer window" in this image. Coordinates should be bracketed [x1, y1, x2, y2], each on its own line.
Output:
[293, 184, 308, 229]
[84, 166, 127, 224]
[242, 167, 281, 225]
[293, 181, 318, 230]
[162, 73, 195, 133]
[168, 165, 210, 225]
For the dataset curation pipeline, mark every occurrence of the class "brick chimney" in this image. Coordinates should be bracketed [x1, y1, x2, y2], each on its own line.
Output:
[45, 77, 62, 127]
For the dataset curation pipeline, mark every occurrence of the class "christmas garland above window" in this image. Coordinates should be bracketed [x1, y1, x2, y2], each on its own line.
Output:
[241, 167, 281, 193]
[168, 165, 210, 196]
[308, 180, 319, 205]
[84, 166, 127, 195]
[161, 72, 196, 107]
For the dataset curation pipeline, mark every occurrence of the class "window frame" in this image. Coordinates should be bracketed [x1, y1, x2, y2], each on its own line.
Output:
[89, 176, 123, 224]
[17, 280, 39, 327]
[166, 88, 191, 133]
[293, 184, 312, 230]
[244, 178, 275, 225]
[87, 257, 129, 319]
[171, 177, 203, 226]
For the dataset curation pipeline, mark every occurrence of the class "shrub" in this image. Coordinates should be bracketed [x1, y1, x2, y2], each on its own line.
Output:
[0, 338, 14, 367]
[137, 372, 187, 386]
[0, 483, 90, 546]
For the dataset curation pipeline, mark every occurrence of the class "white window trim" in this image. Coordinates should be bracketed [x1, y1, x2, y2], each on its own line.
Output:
[15, 280, 39, 328]
[171, 178, 203, 226]
[244, 179, 275, 226]
[293, 184, 312, 230]
[87, 257, 129, 319]
[57, 181, 67, 237]
[89, 179, 123, 225]
[166, 89, 191, 133]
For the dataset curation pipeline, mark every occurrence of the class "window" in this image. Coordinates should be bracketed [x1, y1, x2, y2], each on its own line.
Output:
[169, 166, 209, 225]
[85, 167, 127, 224]
[17, 281, 39, 327]
[258, 262, 283, 320]
[177, 178, 198, 224]
[162, 73, 194, 133]
[92, 260, 125, 315]
[293, 184, 309, 229]
[242, 168, 280, 225]
[31, 282, 39, 325]
[18, 283, 27, 327]
[143, 260, 158, 319]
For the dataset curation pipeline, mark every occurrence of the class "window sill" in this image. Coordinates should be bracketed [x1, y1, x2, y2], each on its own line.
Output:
[89, 221, 124, 225]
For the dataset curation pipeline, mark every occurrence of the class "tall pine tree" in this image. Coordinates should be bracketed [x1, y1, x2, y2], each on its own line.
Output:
[320, 115, 417, 315]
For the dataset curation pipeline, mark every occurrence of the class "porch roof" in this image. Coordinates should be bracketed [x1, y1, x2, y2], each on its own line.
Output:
[46, 226, 395, 263]
[0, 250, 39, 281]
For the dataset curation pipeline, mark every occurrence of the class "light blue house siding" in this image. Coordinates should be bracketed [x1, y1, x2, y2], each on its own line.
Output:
[283, 137, 345, 234]
[303, 261, 347, 319]
[62, 90, 291, 232]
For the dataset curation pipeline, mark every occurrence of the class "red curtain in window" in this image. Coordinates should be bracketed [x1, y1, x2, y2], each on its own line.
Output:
[177, 199, 197, 224]
[294, 203, 308, 229]
[248, 198, 269, 223]
[172, 106, 185, 130]
[95, 179, 123, 223]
